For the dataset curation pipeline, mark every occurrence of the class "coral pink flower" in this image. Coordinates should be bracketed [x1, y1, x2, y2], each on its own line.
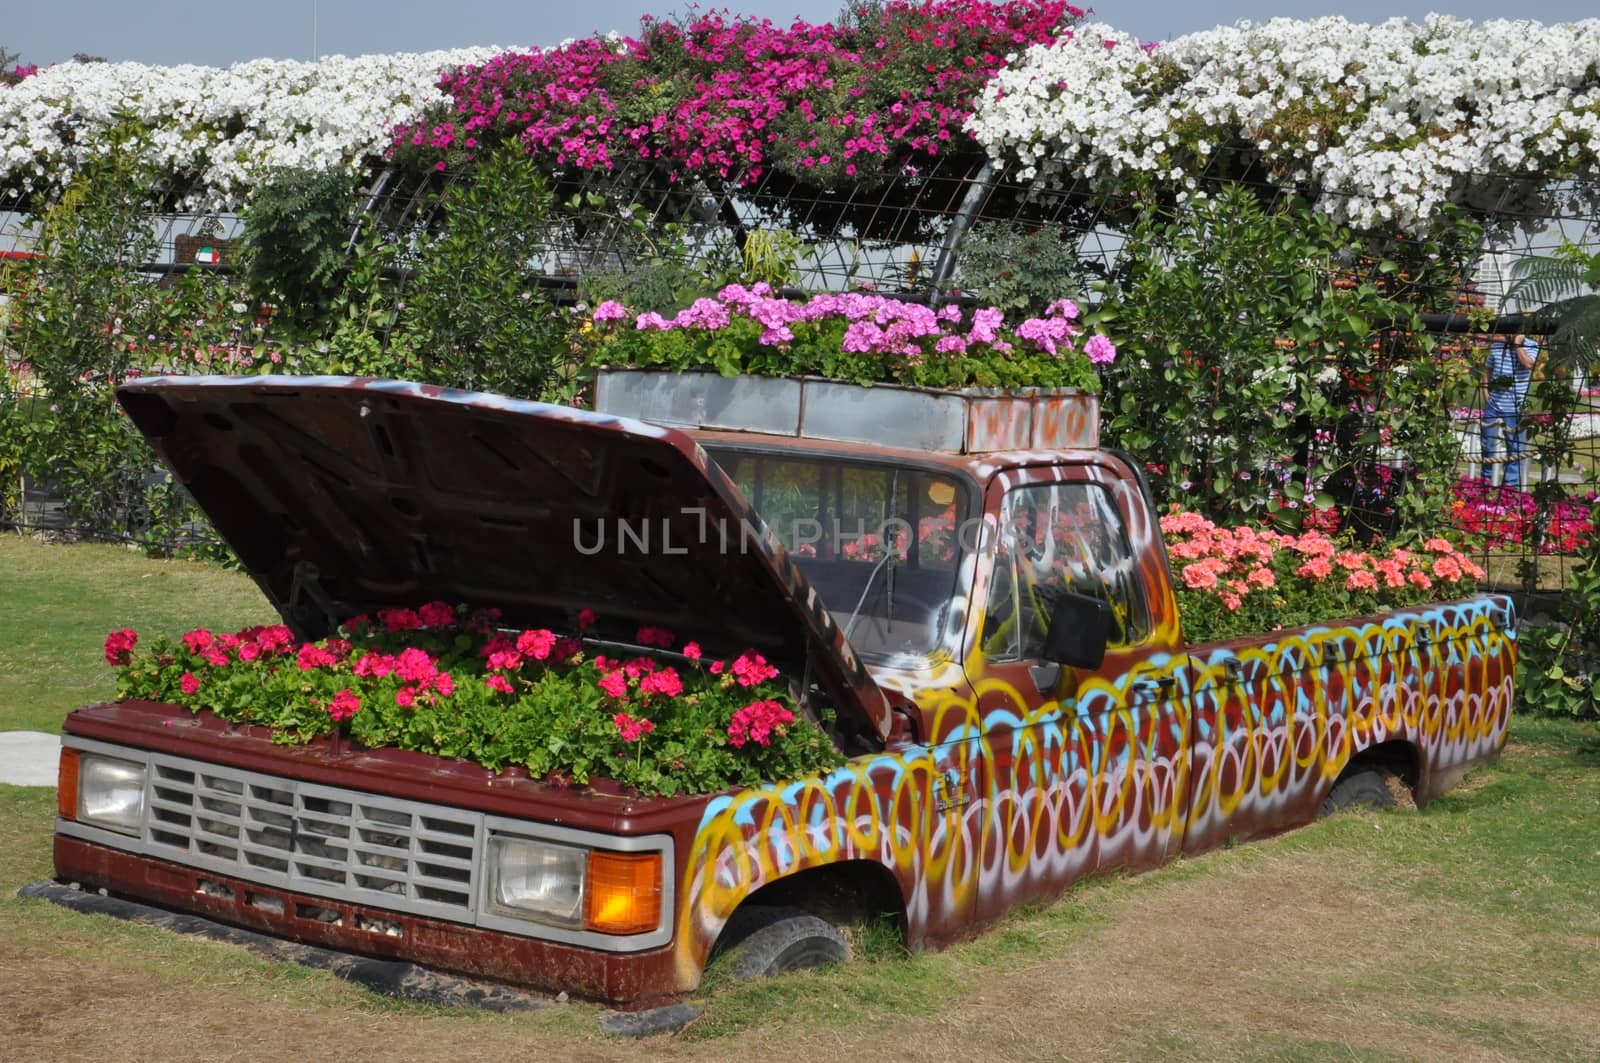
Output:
[1345, 570, 1379, 592]
[1407, 570, 1433, 591]
[1296, 557, 1333, 580]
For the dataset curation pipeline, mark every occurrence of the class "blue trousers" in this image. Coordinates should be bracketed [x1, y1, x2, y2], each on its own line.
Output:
[1481, 396, 1524, 487]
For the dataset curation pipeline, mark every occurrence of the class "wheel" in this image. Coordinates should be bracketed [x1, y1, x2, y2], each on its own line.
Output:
[718, 906, 850, 980]
[1321, 767, 1398, 817]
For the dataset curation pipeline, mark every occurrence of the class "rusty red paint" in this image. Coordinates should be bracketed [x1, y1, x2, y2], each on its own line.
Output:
[53, 836, 687, 1006]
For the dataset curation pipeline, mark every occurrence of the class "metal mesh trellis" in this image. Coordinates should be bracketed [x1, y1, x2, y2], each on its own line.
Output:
[5, 148, 1600, 594]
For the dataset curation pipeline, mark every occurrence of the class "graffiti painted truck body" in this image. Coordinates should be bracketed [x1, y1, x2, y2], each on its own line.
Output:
[52, 375, 1517, 1007]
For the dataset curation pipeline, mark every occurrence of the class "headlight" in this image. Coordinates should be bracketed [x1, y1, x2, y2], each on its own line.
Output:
[489, 835, 586, 927]
[78, 754, 146, 836]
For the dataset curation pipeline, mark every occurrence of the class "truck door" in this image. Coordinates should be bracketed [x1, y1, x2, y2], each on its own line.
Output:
[964, 462, 1194, 920]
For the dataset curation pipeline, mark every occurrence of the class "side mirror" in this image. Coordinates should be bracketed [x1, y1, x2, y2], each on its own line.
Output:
[1040, 592, 1112, 670]
[1027, 592, 1112, 696]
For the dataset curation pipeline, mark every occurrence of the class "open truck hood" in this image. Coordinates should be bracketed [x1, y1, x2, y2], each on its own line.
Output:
[116, 376, 891, 743]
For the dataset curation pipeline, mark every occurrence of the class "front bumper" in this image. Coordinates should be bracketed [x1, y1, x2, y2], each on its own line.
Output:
[54, 835, 685, 1006]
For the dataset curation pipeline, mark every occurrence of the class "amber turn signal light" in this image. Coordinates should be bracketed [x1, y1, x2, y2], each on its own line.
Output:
[583, 851, 662, 935]
[57, 748, 79, 820]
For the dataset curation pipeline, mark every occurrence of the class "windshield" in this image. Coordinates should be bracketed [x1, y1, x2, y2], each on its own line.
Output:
[707, 446, 970, 660]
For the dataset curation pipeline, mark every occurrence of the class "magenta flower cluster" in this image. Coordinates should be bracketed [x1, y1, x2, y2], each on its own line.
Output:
[0, 64, 38, 88]
[593, 283, 1115, 367]
[389, 1, 1081, 186]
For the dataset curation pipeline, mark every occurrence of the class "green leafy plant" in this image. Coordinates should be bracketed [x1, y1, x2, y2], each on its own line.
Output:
[1506, 241, 1600, 374]
[2, 145, 165, 540]
[399, 145, 576, 399]
[1102, 187, 1478, 538]
[238, 167, 360, 332]
[953, 221, 1098, 316]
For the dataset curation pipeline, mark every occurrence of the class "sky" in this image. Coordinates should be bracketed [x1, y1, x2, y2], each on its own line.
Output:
[5, 0, 1599, 68]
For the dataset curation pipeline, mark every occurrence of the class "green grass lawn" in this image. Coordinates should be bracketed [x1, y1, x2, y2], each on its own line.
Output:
[0, 535, 273, 733]
[2, 538, 1598, 1059]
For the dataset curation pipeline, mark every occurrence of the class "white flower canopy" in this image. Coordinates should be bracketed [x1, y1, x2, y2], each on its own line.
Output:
[0, 48, 504, 208]
[968, 16, 1600, 231]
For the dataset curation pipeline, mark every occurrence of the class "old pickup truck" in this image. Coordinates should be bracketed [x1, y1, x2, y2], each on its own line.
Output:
[51, 373, 1517, 1007]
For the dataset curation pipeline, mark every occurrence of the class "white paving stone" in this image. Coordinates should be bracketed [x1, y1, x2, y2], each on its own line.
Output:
[0, 731, 62, 787]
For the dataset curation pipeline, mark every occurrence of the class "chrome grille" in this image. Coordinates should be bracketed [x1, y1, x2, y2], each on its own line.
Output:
[142, 755, 482, 923]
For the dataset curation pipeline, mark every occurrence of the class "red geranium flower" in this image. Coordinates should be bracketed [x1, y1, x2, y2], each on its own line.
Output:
[103, 628, 137, 666]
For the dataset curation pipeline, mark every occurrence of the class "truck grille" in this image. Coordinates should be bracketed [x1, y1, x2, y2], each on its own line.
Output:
[141, 754, 483, 923]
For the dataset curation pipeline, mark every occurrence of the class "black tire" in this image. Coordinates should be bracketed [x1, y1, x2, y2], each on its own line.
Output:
[1321, 767, 1399, 817]
[719, 906, 850, 980]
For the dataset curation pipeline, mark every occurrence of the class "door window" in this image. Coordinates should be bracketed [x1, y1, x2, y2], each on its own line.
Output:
[983, 482, 1150, 662]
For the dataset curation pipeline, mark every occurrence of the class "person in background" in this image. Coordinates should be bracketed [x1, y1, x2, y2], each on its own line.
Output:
[1482, 331, 1541, 488]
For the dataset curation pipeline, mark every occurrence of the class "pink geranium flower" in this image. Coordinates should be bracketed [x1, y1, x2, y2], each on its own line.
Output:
[598, 670, 629, 699]
[327, 689, 362, 722]
[728, 699, 795, 748]
[613, 712, 654, 742]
